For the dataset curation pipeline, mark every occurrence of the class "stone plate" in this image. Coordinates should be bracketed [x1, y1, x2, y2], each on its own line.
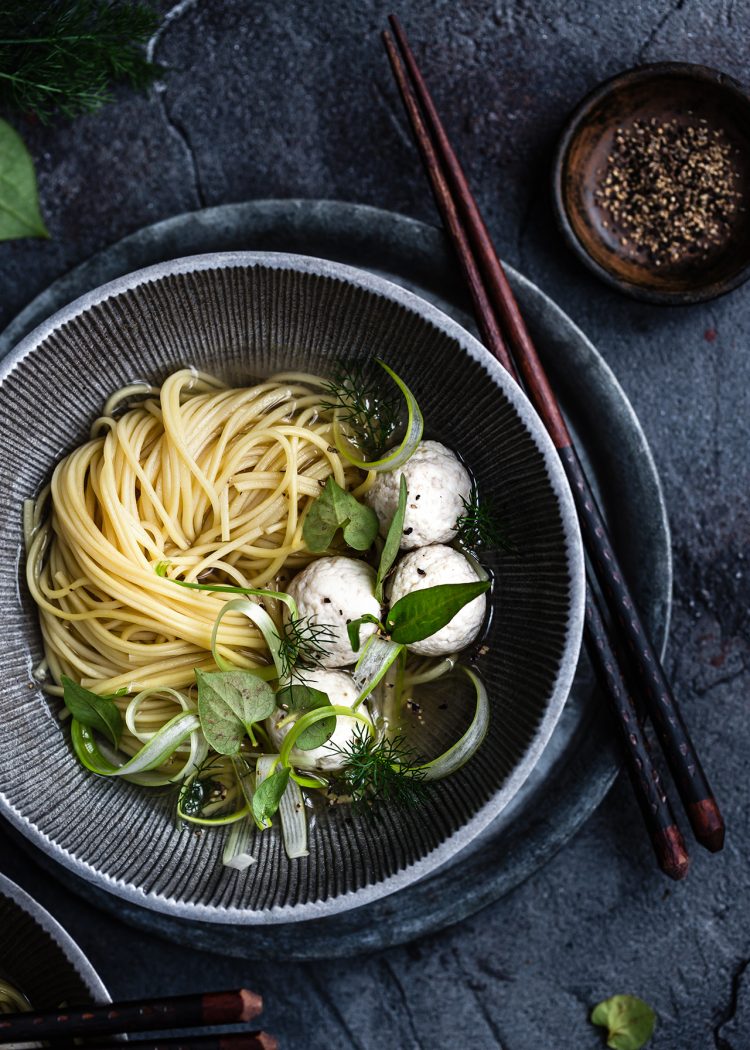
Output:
[0, 200, 670, 959]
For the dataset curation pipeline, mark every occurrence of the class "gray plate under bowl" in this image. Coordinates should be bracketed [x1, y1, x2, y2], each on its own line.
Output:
[0, 201, 670, 959]
[0, 872, 110, 1009]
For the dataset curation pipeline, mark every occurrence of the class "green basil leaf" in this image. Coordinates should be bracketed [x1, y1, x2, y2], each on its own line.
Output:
[386, 580, 490, 644]
[252, 766, 291, 829]
[303, 475, 378, 553]
[0, 119, 49, 242]
[375, 474, 407, 603]
[591, 995, 656, 1050]
[276, 683, 334, 750]
[62, 675, 122, 747]
[346, 613, 383, 653]
[196, 669, 275, 755]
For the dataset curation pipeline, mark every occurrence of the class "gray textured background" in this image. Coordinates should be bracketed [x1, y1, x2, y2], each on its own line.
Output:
[1, 1, 748, 1047]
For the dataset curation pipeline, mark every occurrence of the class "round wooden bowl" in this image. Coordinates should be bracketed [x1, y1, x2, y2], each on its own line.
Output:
[553, 63, 750, 305]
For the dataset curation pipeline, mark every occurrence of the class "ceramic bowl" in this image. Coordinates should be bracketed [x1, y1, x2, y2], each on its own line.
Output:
[0, 252, 584, 923]
[553, 63, 750, 304]
[0, 873, 109, 1009]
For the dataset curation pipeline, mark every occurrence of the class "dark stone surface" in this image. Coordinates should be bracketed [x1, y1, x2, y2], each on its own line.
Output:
[1, 1, 748, 1048]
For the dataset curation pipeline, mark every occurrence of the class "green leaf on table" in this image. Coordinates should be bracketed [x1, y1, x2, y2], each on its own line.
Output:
[0, 119, 49, 243]
[375, 474, 407, 603]
[591, 995, 656, 1050]
[252, 766, 291, 829]
[346, 613, 384, 653]
[62, 675, 122, 747]
[386, 580, 490, 644]
[303, 476, 378, 553]
[196, 669, 275, 755]
[275, 683, 334, 750]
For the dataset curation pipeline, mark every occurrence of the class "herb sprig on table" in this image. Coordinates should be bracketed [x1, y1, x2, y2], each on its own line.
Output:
[0, 0, 161, 121]
[0, 0, 162, 243]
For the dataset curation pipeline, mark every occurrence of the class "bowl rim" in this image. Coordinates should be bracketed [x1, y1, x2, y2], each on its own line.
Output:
[552, 61, 750, 306]
[0, 250, 585, 924]
[0, 872, 111, 1002]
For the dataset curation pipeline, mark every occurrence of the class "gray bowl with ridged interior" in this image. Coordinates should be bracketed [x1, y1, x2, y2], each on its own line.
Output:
[0, 252, 584, 924]
[0, 873, 110, 1010]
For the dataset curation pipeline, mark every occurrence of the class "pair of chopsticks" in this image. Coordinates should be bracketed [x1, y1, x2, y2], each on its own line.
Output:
[0, 989, 277, 1050]
[382, 16, 725, 879]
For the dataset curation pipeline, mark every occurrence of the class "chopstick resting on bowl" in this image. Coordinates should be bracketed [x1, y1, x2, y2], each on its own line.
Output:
[382, 14, 725, 874]
[0, 989, 276, 1048]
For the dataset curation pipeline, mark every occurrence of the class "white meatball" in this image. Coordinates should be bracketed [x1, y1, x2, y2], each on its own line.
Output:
[286, 556, 380, 667]
[266, 669, 369, 772]
[388, 544, 487, 657]
[365, 441, 472, 550]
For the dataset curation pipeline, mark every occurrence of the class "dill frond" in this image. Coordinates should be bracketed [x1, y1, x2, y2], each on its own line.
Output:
[321, 360, 403, 459]
[329, 724, 431, 814]
[276, 616, 335, 681]
[454, 491, 516, 554]
[0, 1, 162, 123]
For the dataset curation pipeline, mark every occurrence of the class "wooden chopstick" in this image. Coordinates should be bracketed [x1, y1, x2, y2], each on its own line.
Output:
[383, 25, 689, 879]
[0, 990, 263, 1044]
[85, 1034, 278, 1050]
[384, 16, 725, 854]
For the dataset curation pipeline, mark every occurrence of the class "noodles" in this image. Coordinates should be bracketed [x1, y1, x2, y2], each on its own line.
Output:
[26, 369, 371, 760]
[25, 360, 493, 853]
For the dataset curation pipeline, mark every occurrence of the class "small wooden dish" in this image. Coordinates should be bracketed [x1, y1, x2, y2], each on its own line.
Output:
[553, 63, 750, 304]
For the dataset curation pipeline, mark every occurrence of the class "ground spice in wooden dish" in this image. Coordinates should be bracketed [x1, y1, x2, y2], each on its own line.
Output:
[595, 116, 744, 267]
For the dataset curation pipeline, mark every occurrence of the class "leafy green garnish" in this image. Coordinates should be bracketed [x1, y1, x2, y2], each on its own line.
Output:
[0, 119, 49, 243]
[252, 767, 290, 829]
[375, 474, 407, 603]
[321, 360, 403, 459]
[277, 616, 335, 680]
[275, 683, 334, 750]
[0, 1, 162, 123]
[61, 675, 122, 747]
[195, 669, 275, 756]
[591, 995, 656, 1050]
[346, 614, 384, 653]
[329, 724, 430, 813]
[385, 581, 490, 644]
[303, 476, 378, 553]
[454, 491, 515, 553]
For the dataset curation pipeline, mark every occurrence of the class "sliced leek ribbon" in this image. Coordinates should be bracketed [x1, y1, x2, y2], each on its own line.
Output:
[210, 596, 296, 676]
[70, 710, 203, 786]
[257, 754, 309, 859]
[418, 666, 489, 781]
[332, 359, 423, 472]
[352, 635, 405, 708]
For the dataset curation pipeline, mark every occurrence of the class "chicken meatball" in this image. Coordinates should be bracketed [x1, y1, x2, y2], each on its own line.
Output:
[285, 556, 381, 667]
[387, 544, 487, 656]
[365, 441, 472, 550]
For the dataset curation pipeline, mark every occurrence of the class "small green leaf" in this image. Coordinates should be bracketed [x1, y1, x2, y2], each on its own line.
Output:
[346, 613, 384, 653]
[196, 669, 275, 755]
[252, 766, 291, 829]
[591, 995, 656, 1050]
[62, 675, 122, 747]
[386, 581, 490, 644]
[0, 119, 49, 243]
[303, 476, 379, 553]
[276, 683, 335, 750]
[375, 474, 407, 603]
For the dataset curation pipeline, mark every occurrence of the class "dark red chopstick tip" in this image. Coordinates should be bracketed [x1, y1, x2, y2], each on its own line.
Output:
[688, 799, 725, 853]
[237, 990, 264, 1024]
[653, 825, 690, 881]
